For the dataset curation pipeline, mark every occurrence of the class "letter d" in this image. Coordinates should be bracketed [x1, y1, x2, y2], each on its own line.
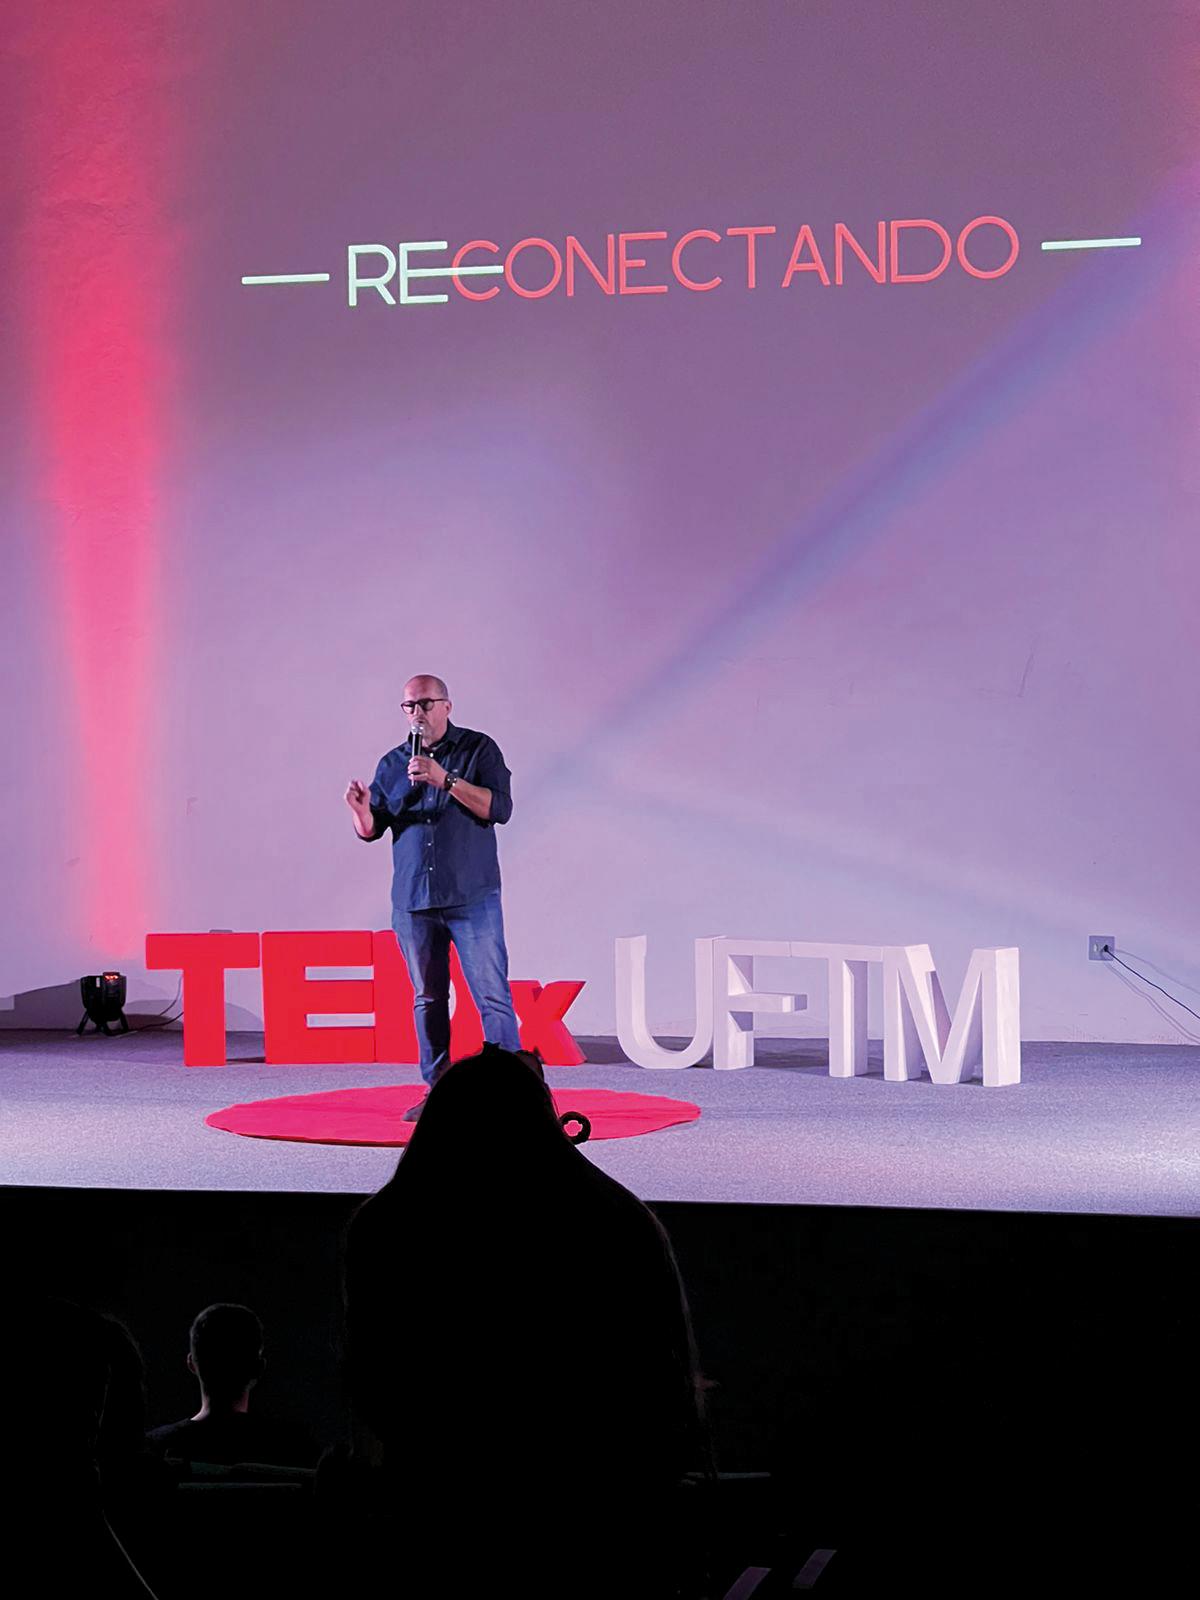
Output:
[890, 219, 952, 283]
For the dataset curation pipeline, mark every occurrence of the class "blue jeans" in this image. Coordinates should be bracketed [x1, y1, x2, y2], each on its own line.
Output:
[391, 889, 521, 1084]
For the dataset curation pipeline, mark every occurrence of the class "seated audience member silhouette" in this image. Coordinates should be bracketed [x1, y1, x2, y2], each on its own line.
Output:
[148, 1303, 314, 1468]
[4, 1296, 162, 1597]
[342, 1045, 707, 1598]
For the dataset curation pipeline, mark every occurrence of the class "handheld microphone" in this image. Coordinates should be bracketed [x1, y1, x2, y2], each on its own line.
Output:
[410, 727, 423, 762]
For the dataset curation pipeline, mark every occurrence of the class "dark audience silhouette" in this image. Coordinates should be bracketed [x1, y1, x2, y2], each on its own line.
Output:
[4, 1296, 161, 1597]
[147, 1302, 315, 1468]
[342, 1044, 709, 1598]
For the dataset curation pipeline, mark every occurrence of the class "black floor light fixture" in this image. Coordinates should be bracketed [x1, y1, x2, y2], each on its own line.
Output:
[77, 972, 129, 1036]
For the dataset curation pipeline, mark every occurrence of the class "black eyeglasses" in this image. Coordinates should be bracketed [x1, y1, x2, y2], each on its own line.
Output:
[401, 698, 448, 714]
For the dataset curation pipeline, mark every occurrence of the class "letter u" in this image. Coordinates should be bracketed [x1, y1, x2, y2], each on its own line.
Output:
[615, 936, 716, 1068]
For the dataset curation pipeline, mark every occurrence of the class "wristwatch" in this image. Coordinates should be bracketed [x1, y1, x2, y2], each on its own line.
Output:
[444, 772, 458, 792]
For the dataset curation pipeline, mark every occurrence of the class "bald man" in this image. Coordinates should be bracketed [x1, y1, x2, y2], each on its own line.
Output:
[345, 676, 521, 1117]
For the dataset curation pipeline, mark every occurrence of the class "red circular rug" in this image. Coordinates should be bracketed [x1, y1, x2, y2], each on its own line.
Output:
[206, 1085, 701, 1147]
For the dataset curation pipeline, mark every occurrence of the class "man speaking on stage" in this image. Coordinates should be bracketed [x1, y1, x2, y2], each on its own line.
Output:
[345, 675, 521, 1118]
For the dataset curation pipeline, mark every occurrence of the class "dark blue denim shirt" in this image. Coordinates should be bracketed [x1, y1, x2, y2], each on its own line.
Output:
[362, 723, 513, 911]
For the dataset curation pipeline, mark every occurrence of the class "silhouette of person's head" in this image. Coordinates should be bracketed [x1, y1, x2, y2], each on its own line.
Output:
[347, 1044, 701, 1433]
[187, 1303, 264, 1411]
[9, 1297, 144, 1466]
[390, 1043, 571, 1191]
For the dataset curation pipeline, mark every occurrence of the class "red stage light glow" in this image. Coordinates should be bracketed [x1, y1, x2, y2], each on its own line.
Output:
[21, 3, 177, 958]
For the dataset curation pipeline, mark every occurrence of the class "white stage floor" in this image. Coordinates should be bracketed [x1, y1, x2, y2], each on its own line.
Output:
[2, 1030, 1197, 1215]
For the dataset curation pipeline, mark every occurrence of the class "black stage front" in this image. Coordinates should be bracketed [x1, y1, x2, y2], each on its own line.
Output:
[6, 1183, 1193, 1479]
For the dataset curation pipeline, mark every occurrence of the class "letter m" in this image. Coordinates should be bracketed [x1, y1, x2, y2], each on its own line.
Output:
[883, 945, 1020, 1086]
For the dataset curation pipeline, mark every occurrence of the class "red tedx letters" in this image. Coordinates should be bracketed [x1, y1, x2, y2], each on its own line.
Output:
[145, 931, 585, 1069]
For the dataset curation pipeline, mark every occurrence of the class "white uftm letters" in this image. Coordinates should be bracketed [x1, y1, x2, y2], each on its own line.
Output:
[615, 937, 1021, 1086]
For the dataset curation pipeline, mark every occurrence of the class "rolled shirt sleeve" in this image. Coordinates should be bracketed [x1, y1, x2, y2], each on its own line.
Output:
[474, 737, 513, 825]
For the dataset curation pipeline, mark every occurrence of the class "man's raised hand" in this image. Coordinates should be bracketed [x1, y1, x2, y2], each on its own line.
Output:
[345, 779, 379, 839]
[345, 778, 372, 817]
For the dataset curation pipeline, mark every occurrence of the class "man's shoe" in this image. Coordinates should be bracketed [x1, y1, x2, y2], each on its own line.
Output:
[402, 1095, 426, 1123]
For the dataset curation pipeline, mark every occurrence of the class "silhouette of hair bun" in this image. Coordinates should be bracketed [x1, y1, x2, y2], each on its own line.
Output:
[558, 1110, 592, 1145]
